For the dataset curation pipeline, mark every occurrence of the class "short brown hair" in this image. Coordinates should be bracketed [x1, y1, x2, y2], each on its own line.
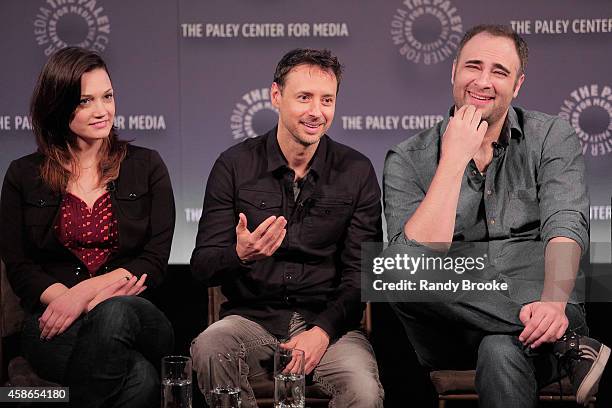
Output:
[273, 48, 343, 92]
[456, 25, 528, 76]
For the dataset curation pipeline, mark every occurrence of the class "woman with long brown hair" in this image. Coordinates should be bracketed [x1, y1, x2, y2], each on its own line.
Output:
[0, 47, 175, 407]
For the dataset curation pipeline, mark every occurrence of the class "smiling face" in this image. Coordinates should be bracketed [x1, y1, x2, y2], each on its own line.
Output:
[271, 63, 337, 148]
[69, 68, 115, 146]
[451, 32, 525, 128]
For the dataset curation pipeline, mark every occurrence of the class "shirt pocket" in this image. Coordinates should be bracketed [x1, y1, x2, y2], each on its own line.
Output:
[303, 195, 353, 248]
[506, 188, 540, 233]
[237, 189, 283, 228]
[23, 193, 60, 244]
[23, 194, 60, 225]
[114, 185, 150, 220]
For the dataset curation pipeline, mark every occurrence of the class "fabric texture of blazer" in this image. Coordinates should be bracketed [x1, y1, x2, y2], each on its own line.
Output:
[0, 144, 175, 312]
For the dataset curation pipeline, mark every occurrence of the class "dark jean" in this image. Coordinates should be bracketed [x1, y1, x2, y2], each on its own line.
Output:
[21, 296, 174, 408]
[391, 300, 587, 408]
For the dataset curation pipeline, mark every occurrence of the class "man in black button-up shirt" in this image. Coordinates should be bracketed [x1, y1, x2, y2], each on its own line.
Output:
[190, 49, 383, 407]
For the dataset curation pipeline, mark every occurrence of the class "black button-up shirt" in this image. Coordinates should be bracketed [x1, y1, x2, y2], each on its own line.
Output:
[191, 128, 382, 340]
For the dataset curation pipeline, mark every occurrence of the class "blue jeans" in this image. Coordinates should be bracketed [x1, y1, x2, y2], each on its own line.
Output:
[22, 296, 174, 408]
[391, 301, 587, 408]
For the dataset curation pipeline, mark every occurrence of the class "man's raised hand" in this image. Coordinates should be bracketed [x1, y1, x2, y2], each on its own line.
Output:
[440, 105, 489, 168]
[236, 213, 287, 262]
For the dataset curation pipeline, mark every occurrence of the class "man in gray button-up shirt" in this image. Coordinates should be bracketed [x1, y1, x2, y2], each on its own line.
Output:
[384, 24, 609, 407]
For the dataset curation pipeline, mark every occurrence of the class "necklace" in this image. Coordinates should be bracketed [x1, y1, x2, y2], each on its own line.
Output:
[70, 175, 103, 195]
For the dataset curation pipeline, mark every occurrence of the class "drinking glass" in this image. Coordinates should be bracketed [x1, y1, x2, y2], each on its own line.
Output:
[161, 355, 192, 408]
[209, 352, 241, 408]
[273, 347, 305, 408]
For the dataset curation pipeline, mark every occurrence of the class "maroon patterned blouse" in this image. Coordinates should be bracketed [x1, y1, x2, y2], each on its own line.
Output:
[54, 192, 119, 276]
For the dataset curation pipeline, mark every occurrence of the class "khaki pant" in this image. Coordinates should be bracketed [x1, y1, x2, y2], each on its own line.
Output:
[190, 313, 384, 408]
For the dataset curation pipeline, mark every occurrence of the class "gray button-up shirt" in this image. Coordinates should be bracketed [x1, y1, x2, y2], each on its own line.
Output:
[383, 106, 589, 304]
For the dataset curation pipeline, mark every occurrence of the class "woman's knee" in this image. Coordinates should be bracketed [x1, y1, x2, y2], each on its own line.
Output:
[91, 295, 155, 318]
[84, 296, 173, 354]
[88, 296, 167, 331]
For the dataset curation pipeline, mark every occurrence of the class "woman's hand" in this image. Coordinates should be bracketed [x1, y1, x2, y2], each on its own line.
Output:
[38, 285, 92, 340]
[38, 269, 146, 340]
[86, 274, 147, 312]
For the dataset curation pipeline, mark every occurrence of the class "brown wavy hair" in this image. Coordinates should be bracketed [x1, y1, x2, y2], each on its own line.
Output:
[30, 47, 128, 192]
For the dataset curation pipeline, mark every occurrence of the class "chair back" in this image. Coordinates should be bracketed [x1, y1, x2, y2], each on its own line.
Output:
[1, 259, 26, 384]
[207, 286, 227, 327]
[0, 260, 25, 338]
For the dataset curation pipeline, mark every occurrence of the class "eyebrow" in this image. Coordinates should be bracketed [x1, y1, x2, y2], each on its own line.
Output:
[464, 59, 511, 74]
[80, 88, 113, 97]
[295, 90, 336, 98]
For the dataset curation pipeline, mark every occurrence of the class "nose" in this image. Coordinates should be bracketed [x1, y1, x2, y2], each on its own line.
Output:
[307, 100, 322, 117]
[474, 70, 492, 88]
[92, 98, 108, 118]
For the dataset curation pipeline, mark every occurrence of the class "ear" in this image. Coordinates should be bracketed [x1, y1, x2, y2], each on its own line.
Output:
[513, 73, 525, 98]
[451, 59, 457, 85]
[271, 82, 282, 108]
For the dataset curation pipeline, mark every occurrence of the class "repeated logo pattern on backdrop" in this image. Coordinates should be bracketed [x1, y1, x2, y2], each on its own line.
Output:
[559, 84, 612, 158]
[0, 0, 610, 263]
[230, 88, 278, 141]
[34, 0, 111, 56]
[390, 0, 463, 65]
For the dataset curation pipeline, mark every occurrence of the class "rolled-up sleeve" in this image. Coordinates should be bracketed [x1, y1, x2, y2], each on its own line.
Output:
[383, 148, 427, 247]
[537, 118, 589, 253]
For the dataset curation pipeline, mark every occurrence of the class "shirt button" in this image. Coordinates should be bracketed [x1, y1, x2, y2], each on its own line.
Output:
[284, 296, 290, 303]
[286, 274, 292, 280]
[129, 193, 137, 199]
[259, 201, 266, 208]
[471, 170, 477, 175]
[38, 199, 46, 207]
[490, 219, 496, 225]
[486, 190, 492, 195]
[75, 266, 81, 276]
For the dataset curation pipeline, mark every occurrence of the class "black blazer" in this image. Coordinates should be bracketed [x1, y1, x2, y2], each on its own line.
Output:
[0, 145, 175, 312]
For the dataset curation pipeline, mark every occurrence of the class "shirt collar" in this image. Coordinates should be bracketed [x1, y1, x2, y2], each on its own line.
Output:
[504, 105, 524, 144]
[265, 127, 327, 178]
